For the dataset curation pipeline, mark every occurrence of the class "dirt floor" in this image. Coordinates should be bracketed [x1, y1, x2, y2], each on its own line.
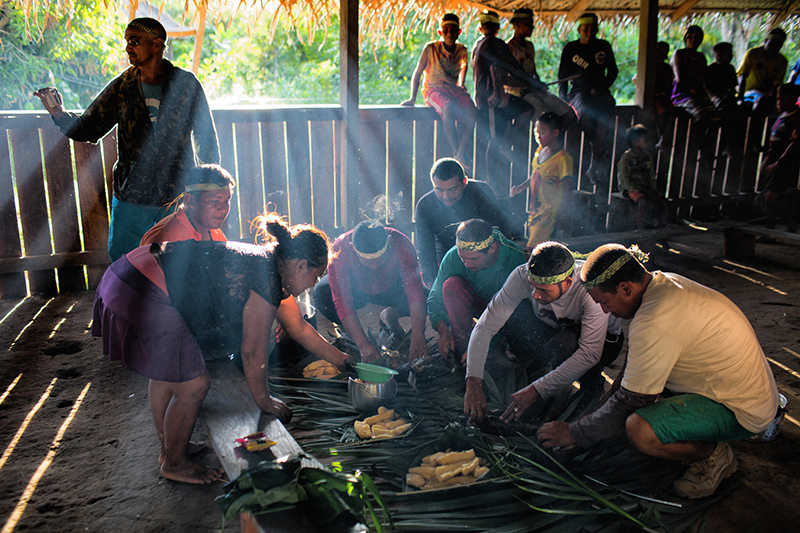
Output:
[1, 228, 799, 533]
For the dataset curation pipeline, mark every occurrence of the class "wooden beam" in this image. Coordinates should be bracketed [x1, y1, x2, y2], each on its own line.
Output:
[340, 0, 360, 229]
[566, 0, 596, 22]
[635, 0, 659, 112]
[672, 0, 702, 21]
[191, 1, 208, 76]
[0, 251, 110, 275]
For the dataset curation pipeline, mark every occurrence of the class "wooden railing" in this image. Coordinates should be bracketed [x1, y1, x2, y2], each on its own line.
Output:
[0, 104, 772, 298]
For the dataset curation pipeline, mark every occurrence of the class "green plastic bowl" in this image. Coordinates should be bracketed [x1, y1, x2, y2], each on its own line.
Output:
[353, 363, 399, 383]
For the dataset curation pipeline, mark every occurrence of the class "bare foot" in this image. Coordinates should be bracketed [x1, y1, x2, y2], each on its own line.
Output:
[159, 441, 207, 465]
[160, 460, 224, 484]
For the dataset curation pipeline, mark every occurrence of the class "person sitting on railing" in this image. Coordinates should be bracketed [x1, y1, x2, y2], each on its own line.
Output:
[464, 241, 623, 426]
[510, 112, 573, 249]
[427, 219, 525, 366]
[140, 165, 350, 372]
[313, 220, 429, 363]
[414, 158, 516, 288]
[92, 214, 349, 484]
[537, 244, 781, 500]
[760, 84, 800, 232]
[670, 25, 721, 166]
[617, 125, 668, 230]
[558, 13, 618, 184]
[737, 28, 788, 123]
[401, 13, 477, 172]
[705, 42, 740, 157]
[653, 41, 675, 151]
[34, 17, 219, 262]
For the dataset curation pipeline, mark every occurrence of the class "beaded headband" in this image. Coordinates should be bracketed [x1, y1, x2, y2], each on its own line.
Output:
[581, 245, 649, 290]
[578, 15, 598, 26]
[127, 21, 164, 40]
[353, 235, 389, 260]
[528, 262, 575, 285]
[457, 231, 495, 252]
[185, 183, 231, 192]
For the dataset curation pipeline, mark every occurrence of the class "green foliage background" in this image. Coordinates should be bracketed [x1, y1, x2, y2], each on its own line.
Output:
[1, 1, 798, 111]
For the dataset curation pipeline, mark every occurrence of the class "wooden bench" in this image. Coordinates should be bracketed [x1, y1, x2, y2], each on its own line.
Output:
[563, 223, 702, 254]
[203, 359, 322, 533]
[723, 225, 800, 259]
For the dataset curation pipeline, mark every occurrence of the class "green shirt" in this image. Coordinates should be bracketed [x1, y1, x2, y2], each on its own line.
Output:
[427, 231, 526, 329]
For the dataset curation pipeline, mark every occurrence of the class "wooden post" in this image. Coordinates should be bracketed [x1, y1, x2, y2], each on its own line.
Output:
[340, 0, 360, 230]
[634, 0, 659, 115]
[191, 1, 208, 75]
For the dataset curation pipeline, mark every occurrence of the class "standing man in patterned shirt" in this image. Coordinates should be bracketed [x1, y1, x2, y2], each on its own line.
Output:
[35, 17, 219, 261]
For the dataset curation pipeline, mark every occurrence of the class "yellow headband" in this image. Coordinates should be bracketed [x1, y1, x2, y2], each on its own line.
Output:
[479, 12, 500, 24]
[185, 183, 231, 192]
[441, 20, 459, 27]
[457, 232, 495, 251]
[581, 246, 649, 290]
[354, 236, 389, 260]
[578, 15, 597, 26]
[528, 262, 574, 285]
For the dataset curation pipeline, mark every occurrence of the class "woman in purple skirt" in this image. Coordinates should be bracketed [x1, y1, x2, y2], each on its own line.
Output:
[92, 214, 345, 484]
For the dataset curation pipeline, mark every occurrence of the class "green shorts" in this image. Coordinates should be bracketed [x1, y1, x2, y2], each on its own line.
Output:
[635, 394, 756, 444]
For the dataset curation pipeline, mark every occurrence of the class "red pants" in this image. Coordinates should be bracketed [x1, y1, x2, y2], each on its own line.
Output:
[442, 277, 488, 354]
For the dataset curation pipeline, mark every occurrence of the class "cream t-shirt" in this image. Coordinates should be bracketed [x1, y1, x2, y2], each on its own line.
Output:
[622, 272, 778, 433]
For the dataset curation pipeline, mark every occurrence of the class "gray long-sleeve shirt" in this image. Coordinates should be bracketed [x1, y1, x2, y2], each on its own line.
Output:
[465, 261, 621, 399]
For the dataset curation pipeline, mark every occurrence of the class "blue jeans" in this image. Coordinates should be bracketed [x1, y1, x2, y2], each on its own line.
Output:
[108, 197, 166, 261]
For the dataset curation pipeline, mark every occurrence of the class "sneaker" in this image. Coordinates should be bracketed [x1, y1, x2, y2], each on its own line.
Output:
[672, 442, 738, 499]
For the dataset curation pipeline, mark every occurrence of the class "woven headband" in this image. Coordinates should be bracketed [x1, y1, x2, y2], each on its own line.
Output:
[581, 246, 649, 290]
[354, 236, 389, 260]
[441, 20, 459, 27]
[578, 15, 597, 26]
[479, 12, 501, 24]
[127, 21, 163, 40]
[457, 231, 495, 251]
[528, 261, 575, 285]
[185, 183, 231, 192]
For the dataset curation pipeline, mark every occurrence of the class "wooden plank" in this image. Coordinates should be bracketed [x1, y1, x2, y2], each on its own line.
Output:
[73, 140, 109, 289]
[0, 128, 25, 298]
[0, 250, 109, 274]
[386, 119, 414, 228]
[212, 106, 342, 126]
[42, 129, 84, 292]
[285, 120, 313, 225]
[413, 119, 436, 207]
[308, 120, 337, 231]
[216, 121, 240, 240]
[9, 128, 56, 294]
[260, 122, 289, 221]
[234, 122, 265, 240]
[358, 118, 387, 221]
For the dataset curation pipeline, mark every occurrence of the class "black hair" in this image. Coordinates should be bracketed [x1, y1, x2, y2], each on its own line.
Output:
[456, 219, 493, 247]
[536, 112, 562, 132]
[657, 41, 669, 53]
[511, 8, 533, 23]
[527, 241, 574, 278]
[430, 157, 466, 183]
[184, 164, 235, 196]
[626, 124, 648, 148]
[441, 13, 460, 26]
[713, 42, 733, 55]
[580, 244, 648, 292]
[352, 220, 388, 254]
[768, 28, 786, 42]
[778, 83, 800, 101]
[253, 212, 330, 269]
[685, 25, 704, 41]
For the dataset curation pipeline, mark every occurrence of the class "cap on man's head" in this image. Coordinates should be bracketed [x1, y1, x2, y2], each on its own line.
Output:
[479, 10, 501, 25]
[577, 12, 598, 26]
[127, 17, 167, 41]
[511, 8, 533, 24]
[441, 13, 460, 27]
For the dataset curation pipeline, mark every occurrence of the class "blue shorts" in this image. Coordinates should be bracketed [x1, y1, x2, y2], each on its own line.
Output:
[636, 394, 755, 444]
[108, 197, 170, 262]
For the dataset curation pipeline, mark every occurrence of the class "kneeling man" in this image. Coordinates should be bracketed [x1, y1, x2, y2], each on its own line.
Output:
[538, 244, 780, 499]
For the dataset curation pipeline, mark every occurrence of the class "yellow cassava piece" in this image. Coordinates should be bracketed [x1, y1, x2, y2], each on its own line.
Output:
[406, 473, 426, 488]
[390, 422, 412, 436]
[305, 359, 329, 371]
[461, 456, 480, 476]
[371, 426, 393, 438]
[378, 406, 388, 414]
[437, 449, 475, 465]
[473, 466, 489, 478]
[383, 418, 407, 430]
[440, 475, 474, 488]
[423, 452, 447, 465]
[408, 466, 435, 479]
[354, 420, 372, 439]
[364, 409, 394, 425]
[434, 463, 465, 483]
